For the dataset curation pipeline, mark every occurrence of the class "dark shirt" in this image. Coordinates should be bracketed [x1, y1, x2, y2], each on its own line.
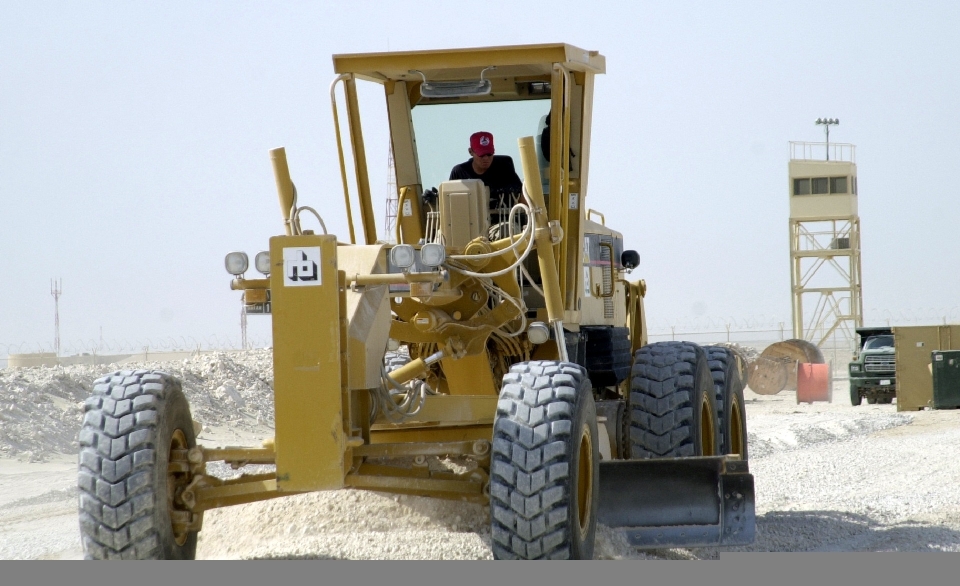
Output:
[448, 155, 522, 196]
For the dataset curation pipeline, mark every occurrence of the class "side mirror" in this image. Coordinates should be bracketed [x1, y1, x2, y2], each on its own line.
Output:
[621, 250, 640, 270]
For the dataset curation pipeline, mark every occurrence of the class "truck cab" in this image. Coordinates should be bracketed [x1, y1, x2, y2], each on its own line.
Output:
[849, 327, 896, 405]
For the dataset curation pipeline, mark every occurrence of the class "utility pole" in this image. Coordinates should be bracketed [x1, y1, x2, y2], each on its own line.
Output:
[240, 296, 248, 350]
[51, 278, 62, 357]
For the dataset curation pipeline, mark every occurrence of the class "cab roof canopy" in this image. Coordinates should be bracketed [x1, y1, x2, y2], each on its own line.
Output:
[332, 43, 605, 84]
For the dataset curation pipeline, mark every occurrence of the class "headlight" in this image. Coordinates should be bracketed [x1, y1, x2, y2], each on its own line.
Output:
[225, 251, 249, 276]
[389, 244, 416, 269]
[420, 243, 446, 267]
[850, 364, 861, 373]
[527, 322, 550, 345]
[254, 251, 271, 275]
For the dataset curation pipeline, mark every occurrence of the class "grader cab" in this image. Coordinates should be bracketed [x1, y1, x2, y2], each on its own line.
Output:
[77, 43, 754, 560]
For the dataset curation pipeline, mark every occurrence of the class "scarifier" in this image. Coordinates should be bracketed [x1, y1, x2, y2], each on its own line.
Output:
[76, 43, 755, 560]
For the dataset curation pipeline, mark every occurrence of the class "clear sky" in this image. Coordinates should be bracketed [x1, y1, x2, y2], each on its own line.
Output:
[2, 1, 959, 357]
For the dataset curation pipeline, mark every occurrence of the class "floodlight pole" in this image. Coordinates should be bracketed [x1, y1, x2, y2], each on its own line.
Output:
[815, 118, 839, 161]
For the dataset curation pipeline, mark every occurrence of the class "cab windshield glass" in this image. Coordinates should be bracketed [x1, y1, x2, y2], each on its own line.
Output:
[864, 335, 894, 350]
[411, 99, 550, 191]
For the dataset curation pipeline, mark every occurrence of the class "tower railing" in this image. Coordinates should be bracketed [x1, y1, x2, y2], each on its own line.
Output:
[789, 141, 856, 163]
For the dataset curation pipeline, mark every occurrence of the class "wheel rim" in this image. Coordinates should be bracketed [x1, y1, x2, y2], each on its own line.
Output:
[729, 397, 745, 457]
[167, 429, 190, 547]
[700, 392, 716, 456]
[576, 422, 594, 538]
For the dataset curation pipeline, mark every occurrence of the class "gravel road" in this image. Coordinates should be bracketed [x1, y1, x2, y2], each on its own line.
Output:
[1, 352, 958, 559]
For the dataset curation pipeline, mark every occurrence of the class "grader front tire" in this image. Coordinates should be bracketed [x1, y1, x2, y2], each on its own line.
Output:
[77, 370, 199, 560]
[490, 361, 599, 560]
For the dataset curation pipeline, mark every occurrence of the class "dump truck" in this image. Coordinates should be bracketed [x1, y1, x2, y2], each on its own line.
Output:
[76, 43, 755, 560]
[849, 327, 896, 405]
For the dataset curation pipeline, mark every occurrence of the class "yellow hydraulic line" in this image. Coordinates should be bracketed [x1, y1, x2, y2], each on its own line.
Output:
[330, 74, 357, 244]
[385, 350, 444, 386]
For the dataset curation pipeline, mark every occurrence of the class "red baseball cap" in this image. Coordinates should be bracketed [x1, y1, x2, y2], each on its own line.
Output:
[470, 131, 495, 156]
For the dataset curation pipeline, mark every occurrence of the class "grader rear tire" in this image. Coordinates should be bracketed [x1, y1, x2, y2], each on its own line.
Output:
[77, 370, 199, 559]
[628, 341, 719, 458]
[704, 345, 749, 460]
[490, 361, 599, 560]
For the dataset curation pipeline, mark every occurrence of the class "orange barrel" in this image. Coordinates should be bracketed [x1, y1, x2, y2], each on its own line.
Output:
[796, 363, 830, 404]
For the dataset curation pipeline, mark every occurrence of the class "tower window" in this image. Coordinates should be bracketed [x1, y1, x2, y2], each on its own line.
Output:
[794, 178, 811, 195]
[830, 177, 847, 194]
[811, 177, 829, 194]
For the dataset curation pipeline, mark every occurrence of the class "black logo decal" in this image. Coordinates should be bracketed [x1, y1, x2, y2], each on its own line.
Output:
[287, 251, 318, 282]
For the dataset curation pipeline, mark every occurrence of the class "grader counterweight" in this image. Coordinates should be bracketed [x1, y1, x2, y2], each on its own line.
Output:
[77, 43, 754, 560]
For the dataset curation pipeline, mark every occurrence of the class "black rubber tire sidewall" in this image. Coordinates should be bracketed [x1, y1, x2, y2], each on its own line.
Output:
[628, 342, 719, 458]
[568, 378, 599, 560]
[850, 385, 862, 406]
[704, 346, 748, 460]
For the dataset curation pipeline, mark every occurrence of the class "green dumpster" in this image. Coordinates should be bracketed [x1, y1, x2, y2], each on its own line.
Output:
[931, 350, 960, 409]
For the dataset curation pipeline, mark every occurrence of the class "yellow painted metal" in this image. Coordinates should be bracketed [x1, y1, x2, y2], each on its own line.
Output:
[352, 439, 489, 460]
[396, 186, 424, 244]
[270, 234, 345, 491]
[518, 136, 564, 326]
[627, 280, 648, 355]
[372, 394, 497, 426]
[440, 352, 498, 395]
[386, 356, 429, 385]
[345, 471, 485, 501]
[344, 77, 378, 245]
[385, 81, 422, 190]
[242, 288, 267, 305]
[338, 246, 392, 390]
[370, 424, 493, 445]
[557, 65, 576, 309]
[230, 278, 269, 290]
[202, 447, 275, 465]
[330, 74, 358, 244]
[193, 478, 287, 511]
[333, 43, 605, 81]
[270, 147, 296, 236]
[347, 271, 443, 287]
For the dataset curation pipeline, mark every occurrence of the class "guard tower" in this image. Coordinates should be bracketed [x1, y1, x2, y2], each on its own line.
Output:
[788, 137, 863, 356]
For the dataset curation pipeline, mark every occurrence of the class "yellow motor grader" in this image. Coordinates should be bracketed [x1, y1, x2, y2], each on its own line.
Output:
[76, 43, 754, 560]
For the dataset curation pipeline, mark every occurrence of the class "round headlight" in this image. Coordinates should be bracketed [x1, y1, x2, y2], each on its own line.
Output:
[390, 244, 416, 269]
[225, 251, 249, 276]
[527, 322, 550, 345]
[255, 251, 271, 275]
[420, 243, 446, 267]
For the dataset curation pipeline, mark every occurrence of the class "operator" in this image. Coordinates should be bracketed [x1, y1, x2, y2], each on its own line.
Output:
[448, 131, 522, 196]
[449, 131, 523, 231]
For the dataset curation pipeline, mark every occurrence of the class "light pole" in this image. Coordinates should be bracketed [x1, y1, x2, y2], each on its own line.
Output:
[815, 118, 839, 160]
